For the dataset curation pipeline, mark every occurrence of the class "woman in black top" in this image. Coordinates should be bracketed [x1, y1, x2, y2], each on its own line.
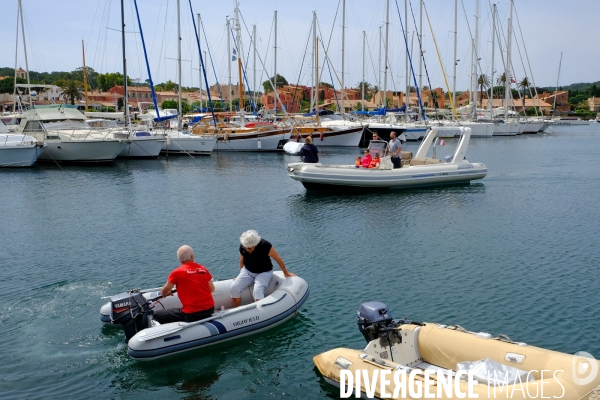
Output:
[230, 230, 294, 308]
[300, 135, 319, 163]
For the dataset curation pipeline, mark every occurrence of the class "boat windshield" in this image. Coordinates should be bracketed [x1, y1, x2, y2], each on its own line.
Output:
[320, 115, 344, 121]
[43, 119, 89, 131]
[367, 140, 389, 157]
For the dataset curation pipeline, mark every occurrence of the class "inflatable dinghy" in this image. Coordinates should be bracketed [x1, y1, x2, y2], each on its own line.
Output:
[313, 302, 600, 399]
[100, 272, 309, 360]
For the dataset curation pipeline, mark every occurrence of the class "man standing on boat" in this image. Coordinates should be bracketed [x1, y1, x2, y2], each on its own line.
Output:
[389, 131, 402, 169]
[230, 230, 295, 307]
[153, 245, 215, 324]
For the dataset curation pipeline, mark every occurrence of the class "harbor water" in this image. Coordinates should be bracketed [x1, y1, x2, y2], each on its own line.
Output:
[0, 125, 599, 399]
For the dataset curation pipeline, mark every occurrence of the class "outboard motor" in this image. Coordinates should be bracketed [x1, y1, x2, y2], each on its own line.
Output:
[357, 302, 396, 343]
[110, 290, 153, 340]
[357, 302, 425, 344]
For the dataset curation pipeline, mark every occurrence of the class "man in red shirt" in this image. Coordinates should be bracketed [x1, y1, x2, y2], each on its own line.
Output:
[152, 245, 215, 324]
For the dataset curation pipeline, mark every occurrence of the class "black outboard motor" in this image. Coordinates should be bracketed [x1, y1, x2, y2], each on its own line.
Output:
[357, 302, 397, 343]
[357, 302, 425, 344]
[110, 290, 153, 340]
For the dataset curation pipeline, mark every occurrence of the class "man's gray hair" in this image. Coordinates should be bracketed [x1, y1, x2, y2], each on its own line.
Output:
[177, 245, 194, 262]
[240, 230, 261, 248]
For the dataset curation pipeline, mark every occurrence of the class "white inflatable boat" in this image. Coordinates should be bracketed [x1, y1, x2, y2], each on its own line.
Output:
[286, 127, 487, 191]
[100, 272, 309, 360]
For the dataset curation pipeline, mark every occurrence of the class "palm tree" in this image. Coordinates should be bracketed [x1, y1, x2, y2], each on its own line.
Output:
[477, 74, 491, 108]
[429, 90, 440, 109]
[517, 77, 530, 112]
[496, 72, 507, 86]
[58, 80, 83, 105]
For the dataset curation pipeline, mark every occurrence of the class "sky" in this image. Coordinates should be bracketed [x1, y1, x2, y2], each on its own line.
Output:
[1, 0, 597, 94]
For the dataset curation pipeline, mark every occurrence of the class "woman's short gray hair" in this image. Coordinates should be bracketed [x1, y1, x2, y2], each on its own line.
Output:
[177, 245, 194, 262]
[240, 230, 261, 248]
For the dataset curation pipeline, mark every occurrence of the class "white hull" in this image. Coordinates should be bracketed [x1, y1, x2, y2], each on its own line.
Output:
[553, 119, 590, 125]
[288, 161, 487, 189]
[0, 135, 45, 167]
[287, 127, 486, 190]
[162, 131, 217, 155]
[101, 272, 309, 360]
[492, 121, 519, 136]
[214, 131, 289, 152]
[38, 140, 125, 162]
[119, 137, 166, 158]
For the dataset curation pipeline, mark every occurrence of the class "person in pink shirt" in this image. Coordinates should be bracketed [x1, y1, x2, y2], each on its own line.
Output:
[361, 149, 372, 168]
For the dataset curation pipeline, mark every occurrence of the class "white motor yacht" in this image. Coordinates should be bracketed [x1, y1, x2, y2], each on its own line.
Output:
[0, 120, 45, 167]
[16, 105, 126, 162]
[287, 127, 486, 191]
[86, 118, 166, 158]
[553, 117, 590, 126]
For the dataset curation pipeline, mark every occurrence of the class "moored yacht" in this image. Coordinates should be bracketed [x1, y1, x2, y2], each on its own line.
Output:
[0, 120, 45, 167]
[16, 105, 126, 162]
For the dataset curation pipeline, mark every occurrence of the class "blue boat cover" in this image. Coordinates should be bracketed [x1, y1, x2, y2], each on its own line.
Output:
[153, 114, 178, 123]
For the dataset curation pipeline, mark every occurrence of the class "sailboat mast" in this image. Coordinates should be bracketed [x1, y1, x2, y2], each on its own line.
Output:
[404, 0, 409, 117]
[378, 26, 382, 108]
[418, 0, 423, 92]
[82, 40, 89, 113]
[310, 13, 315, 113]
[235, 4, 243, 111]
[504, 0, 513, 118]
[553, 52, 563, 114]
[18, 0, 31, 107]
[314, 12, 319, 125]
[197, 13, 203, 110]
[383, 0, 389, 110]
[274, 10, 278, 112]
[341, 0, 345, 116]
[176, 0, 183, 130]
[253, 24, 257, 110]
[489, 4, 496, 115]
[362, 31, 365, 111]
[452, 0, 457, 119]
[120, 0, 127, 125]
[12, 5, 19, 113]
[472, 0, 479, 121]
[227, 17, 232, 112]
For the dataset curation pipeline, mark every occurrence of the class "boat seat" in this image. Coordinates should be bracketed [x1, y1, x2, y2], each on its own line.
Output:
[410, 158, 442, 166]
[400, 151, 412, 167]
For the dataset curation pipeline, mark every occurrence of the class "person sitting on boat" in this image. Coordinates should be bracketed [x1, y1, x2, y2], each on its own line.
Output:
[361, 149, 372, 168]
[152, 245, 215, 324]
[369, 153, 381, 169]
[355, 156, 362, 168]
[389, 131, 402, 169]
[230, 230, 295, 308]
[300, 136, 319, 163]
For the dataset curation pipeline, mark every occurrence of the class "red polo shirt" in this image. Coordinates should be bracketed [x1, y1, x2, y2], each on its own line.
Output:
[168, 261, 214, 313]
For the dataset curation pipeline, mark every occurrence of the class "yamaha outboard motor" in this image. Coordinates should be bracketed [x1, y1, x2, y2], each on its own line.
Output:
[357, 302, 396, 342]
[357, 302, 425, 344]
[110, 290, 153, 340]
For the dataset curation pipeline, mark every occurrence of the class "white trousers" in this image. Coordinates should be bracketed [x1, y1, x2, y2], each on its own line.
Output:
[230, 267, 273, 300]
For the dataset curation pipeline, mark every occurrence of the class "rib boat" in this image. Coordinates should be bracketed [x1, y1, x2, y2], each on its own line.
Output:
[100, 272, 309, 360]
[286, 127, 487, 191]
[313, 302, 600, 399]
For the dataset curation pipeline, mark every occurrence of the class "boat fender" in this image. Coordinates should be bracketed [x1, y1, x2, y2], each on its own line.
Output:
[296, 135, 300, 142]
[257, 139, 261, 150]
[224, 133, 229, 141]
[320, 133, 324, 141]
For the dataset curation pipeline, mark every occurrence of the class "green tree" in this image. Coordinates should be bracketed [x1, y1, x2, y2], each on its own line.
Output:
[517, 77, 531, 112]
[0, 77, 26, 94]
[429, 90, 440, 109]
[97, 72, 131, 92]
[117, 97, 124, 111]
[477, 74, 491, 108]
[57, 79, 83, 105]
[496, 73, 507, 87]
[161, 99, 190, 114]
[162, 80, 178, 92]
[262, 74, 288, 92]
